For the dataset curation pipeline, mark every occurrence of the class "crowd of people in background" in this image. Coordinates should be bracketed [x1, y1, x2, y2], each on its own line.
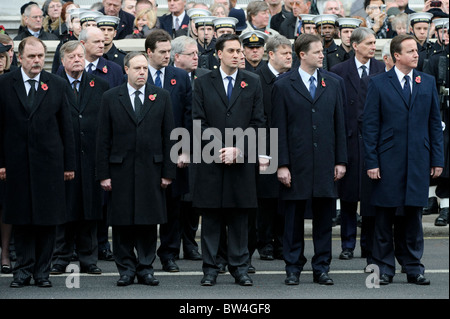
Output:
[0, 0, 447, 289]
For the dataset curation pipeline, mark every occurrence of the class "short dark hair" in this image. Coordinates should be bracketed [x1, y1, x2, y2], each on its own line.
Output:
[390, 34, 416, 63]
[215, 33, 241, 53]
[145, 29, 172, 52]
[364, 0, 385, 9]
[18, 36, 47, 56]
[294, 33, 322, 58]
[124, 51, 148, 68]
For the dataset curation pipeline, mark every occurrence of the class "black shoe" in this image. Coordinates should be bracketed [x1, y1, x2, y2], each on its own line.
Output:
[162, 259, 180, 272]
[379, 273, 393, 285]
[332, 209, 341, 227]
[313, 272, 334, 285]
[1, 264, 12, 274]
[99, 249, 114, 261]
[35, 279, 52, 288]
[50, 264, 66, 275]
[117, 275, 134, 286]
[137, 274, 159, 286]
[81, 264, 102, 275]
[339, 249, 354, 260]
[435, 207, 449, 226]
[10, 277, 31, 288]
[201, 274, 217, 286]
[218, 263, 227, 274]
[184, 249, 202, 260]
[285, 272, 300, 285]
[423, 197, 438, 215]
[235, 274, 253, 286]
[259, 249, 274, 260]
[248, 264, 256, 273]
[407, 274, 430, 285]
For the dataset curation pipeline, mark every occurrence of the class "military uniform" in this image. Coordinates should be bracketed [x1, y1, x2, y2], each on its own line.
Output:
[240, 30, 269, 74]
[193, 16, 220, 71]
[327, 18, 362, 70]
[314, 14, 339, 71]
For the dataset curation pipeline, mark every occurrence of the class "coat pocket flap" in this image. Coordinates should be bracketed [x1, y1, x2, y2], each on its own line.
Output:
[153, 154, 163, 163]
[109, 155, 124, 164]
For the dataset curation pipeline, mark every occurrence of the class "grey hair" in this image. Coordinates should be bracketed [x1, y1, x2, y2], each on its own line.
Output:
[350, 27, 376, 47]
[124, 51, 148, 68]
[60, 40, 86, 59]
[24, 4, 41, 17]
[170, 36, 197, 62]
[246, 1, 269, 24]
[391, 13, 408, 32]
[266, 34, 292, 54]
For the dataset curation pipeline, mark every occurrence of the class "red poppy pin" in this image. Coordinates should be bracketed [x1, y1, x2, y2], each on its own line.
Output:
[171, 79, 176, 85]
[321, 78, 326, 87]
[40, 82, 48, 91]
[240, 81, 248, 89]
[149, 94, 157, 101]
[89, 80, 95, 87]
[133, 29, 140, 34]
[415, 75, 421, 84]
[181, 24, 188, 29]
[102, 65, 108, 74]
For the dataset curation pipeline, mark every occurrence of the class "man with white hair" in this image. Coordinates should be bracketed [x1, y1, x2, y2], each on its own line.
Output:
[14, 4, 59, 40]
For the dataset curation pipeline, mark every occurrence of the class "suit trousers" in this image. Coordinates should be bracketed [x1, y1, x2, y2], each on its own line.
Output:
[283, 198, 334, 275]
[372, 206, 425, 277]
[340, 200, 358, 251]
[256, 198, 284, 255]
[13, 224, 56, 281]
[180, 200, 200, 255]
[112, 224, 157, 278]
[52, 220, 98, 268]
[198, 208, 250, 278]
[157, 186, 181, 262]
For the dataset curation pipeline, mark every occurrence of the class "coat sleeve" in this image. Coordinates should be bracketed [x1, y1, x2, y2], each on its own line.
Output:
[271, 81, 290, 168]
[161, 91, 177, 180]
[60, 82, 76, 172]
[362, 78, 381, 170]
[95, 91, 112, 181]
[429, 77, 445, 168]
[334, 82, 348, 165]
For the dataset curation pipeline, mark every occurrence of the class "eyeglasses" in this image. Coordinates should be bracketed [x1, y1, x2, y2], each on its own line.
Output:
[367, 5, 381, 10]
[181, 51, 198, 57]
[48, 5, 62, 9]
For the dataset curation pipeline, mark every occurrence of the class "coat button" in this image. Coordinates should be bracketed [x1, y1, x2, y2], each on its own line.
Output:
[312, 125, 317, 130]
[312, 109, 315, 112]
[227, 112, 231, 116]
[313, 143, 318, 147]
[79, 114, 82, 118]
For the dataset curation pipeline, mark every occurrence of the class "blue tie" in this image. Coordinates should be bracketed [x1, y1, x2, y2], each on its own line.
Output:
[155, 70, 162, 88]
[87, 63, 94, 74]
[361, 65, 368, 78]
[309, 76, 316, 99]
[226, 76, 233, 102]
[402, 75, 411, 103]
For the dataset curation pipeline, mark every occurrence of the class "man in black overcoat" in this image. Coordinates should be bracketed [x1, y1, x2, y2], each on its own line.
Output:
[0, 37, 76, 288]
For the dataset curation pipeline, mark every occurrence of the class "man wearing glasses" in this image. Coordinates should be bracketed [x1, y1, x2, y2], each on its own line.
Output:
[14, 4, 59, 41]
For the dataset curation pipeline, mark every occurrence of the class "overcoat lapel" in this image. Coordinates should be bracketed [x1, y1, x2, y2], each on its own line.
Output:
[118, 83, 138, 124]
[289, 69, 314, 103]
[30, 70, 49, 116]
[210, 69, 229, 107]
[387, 68, 409, 108]
[13, 70, 29, 113]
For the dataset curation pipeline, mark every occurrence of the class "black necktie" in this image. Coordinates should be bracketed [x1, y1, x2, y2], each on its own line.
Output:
[134, 90, 142, 117]
[87, 63, 94, 74]
[361, 65, 368, 78]
[403, 75, 411, 103]
[226, 76, 233, 102]
[27, 79, 37, 109]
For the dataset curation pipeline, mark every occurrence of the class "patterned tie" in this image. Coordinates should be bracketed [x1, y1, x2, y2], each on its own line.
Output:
[134, 90, 143, 117]
[27, 79, 37, 109]
[155, 70, 162, 88]
[309, 76, 316, 99]
[175, 17, 180, 30]
[402, 75, 411, 103]
[72, 80, 79, 98]
[87, 63, 94, 74]
[226, 76, 233, 102]
[361, 65, 368, 78]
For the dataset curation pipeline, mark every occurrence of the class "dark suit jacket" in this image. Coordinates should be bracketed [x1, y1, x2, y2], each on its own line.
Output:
[192, 68, 265, 208]
[158, 12, 190, 38]
[147, 65, 192, 197]
[96, 83, 176, 225]
[255, 63, 281, 198]
[57, 56, 124, 88]
[271, 68, 347, 201]
[0, 69, 76, 225]
[330, 57, 385, 202]
[363, 68, 444, 207]
[13, 28, 59, 41]
[279, 15, 296, 40]
[60, 71, 110, 222]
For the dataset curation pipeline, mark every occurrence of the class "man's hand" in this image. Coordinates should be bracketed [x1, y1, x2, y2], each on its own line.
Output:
[277, 167, 291, 188]
[367, 168, 381, 180]
[334, 165, 346, 181]
[259, 157, 270, 172]
[0, 168, 5, 180]
[64, 171, 75, 181]
[220, 147, 240, 165]
[101, 178, 112, 191]
[161, 178, 172, 189]
[177, 152, 190, 168]
[431, 167, 443, 179]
